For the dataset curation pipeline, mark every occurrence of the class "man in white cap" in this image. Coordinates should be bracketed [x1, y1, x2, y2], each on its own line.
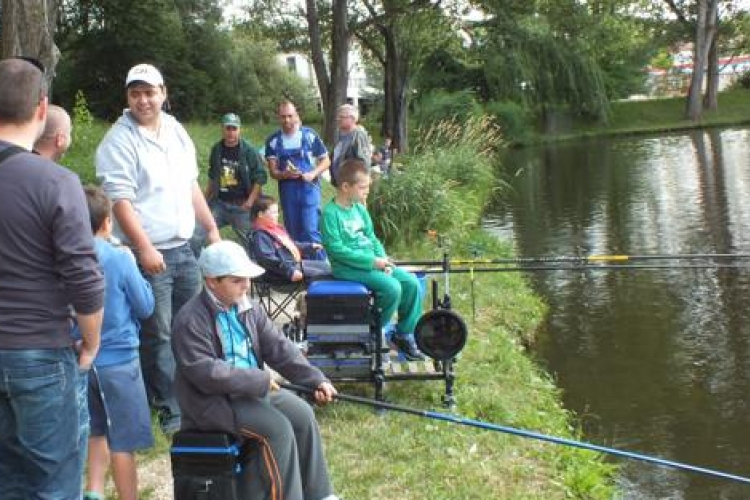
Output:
[171, 240, 340, 500]
[95, 63, 220, 434]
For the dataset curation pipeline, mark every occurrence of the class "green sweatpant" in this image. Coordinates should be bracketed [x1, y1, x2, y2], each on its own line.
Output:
[332, 266, 423, 334]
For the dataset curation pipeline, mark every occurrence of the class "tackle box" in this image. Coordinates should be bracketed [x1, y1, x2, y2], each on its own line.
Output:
[170, 431, 244, 500]
[305, 280, 371, 326]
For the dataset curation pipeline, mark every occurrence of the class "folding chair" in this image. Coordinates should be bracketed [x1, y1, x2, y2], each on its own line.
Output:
[234, 229, 307, 326]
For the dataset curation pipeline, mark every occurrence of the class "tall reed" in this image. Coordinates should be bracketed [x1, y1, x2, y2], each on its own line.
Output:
[370, 115, 503, 246]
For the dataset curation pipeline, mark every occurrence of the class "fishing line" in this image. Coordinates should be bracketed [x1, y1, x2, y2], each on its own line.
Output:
[283, 383, 750, 486]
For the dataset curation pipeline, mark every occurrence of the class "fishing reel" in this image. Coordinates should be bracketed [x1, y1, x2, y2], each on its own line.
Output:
[414, 309, 468, 360]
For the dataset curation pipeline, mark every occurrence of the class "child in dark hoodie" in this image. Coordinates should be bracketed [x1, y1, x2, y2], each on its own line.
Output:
[250, 194, 332, 282]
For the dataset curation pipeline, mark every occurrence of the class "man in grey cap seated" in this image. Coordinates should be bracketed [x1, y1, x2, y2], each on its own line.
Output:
[171, 240, 341, 500]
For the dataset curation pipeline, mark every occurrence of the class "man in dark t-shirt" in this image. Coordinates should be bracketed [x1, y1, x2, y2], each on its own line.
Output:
[192, 113, 267, 255]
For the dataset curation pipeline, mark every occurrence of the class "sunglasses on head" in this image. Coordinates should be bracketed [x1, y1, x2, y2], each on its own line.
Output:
[13, 56, 45, 74]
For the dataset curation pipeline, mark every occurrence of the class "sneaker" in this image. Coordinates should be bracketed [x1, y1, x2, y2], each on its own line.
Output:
[390, 333, 425, 361]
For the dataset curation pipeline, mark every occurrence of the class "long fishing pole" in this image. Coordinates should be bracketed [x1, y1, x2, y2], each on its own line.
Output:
[282, 383, 750, 486]
[411, 263, 750, 275]
[398, 252, 750, 267]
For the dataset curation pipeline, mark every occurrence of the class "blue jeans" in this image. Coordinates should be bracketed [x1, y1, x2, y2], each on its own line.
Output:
[0, 348, 82, 500]
[140, 243, 201, 429]
[191, 199, 251, 257]
[76, 368, 90, 478]
[278, 180, 327, 261]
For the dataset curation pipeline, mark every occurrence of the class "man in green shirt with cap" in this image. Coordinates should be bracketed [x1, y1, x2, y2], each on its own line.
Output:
[193, 112, 267, 254]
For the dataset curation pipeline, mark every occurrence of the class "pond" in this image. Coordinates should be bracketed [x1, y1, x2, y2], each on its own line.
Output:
[485, 128, 750, 499]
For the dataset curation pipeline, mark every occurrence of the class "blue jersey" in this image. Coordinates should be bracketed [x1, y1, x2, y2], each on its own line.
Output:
[265, 126, 328, 178]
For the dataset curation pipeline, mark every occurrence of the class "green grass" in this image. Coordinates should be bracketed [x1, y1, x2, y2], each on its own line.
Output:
[536, 88, 750, 143]
[325, 230, 617, 499]
[68, 117, 614, 499]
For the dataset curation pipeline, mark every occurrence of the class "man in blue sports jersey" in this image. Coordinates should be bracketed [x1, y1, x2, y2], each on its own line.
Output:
[265, 101, 330, 259]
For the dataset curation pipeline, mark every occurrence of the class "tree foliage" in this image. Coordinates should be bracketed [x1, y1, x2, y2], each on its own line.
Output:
[56, 0, 197, 119]
[52, 0, 312, 122]
[354, 1, 458, 152]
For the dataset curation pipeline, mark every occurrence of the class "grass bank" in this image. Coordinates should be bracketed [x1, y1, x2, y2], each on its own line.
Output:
[530, 88, 750, 144]
[63, 118, 614, 498]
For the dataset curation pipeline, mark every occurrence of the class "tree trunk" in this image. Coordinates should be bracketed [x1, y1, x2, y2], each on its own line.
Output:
[703, 9, 719, 111]
[327, 0, 349, 144]
[686, 1, 708, 120]
[685, 0, 719, 121]
[306, 0, 349, 145]
[382, 25, 409, 153]
[306, 0, 330, 119]
[1, 0, 60, 95]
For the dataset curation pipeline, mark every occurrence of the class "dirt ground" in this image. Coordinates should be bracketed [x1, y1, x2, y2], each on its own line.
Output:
[138, 456, 172, 499]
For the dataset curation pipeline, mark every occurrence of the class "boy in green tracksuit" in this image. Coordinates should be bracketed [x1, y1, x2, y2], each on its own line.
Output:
[320, 158, 424, 360]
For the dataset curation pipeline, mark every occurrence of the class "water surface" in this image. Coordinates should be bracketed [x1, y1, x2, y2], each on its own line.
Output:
[485, 128, 750, 499]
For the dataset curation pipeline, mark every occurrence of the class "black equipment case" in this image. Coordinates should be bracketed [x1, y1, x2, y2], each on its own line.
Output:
[170, 431, 245, 500]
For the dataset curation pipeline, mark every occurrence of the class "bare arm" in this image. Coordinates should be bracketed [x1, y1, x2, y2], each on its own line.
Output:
[192, 181, 221, 244]
[268, 157, 302, 181]
[302, 155, 331, 183]
[112, 200, 165, 275]
[204, 180, 216, 201]
[242, 183, 262, 211]
[267, 157, 283, 180]
[76, 309, 103, 370]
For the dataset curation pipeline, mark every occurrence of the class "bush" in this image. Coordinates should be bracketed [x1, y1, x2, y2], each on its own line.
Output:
[485, 100, 534, 146]
[63, 92, 107, 184]
[370, 115, 501, 246]
[412, 90, 483, 127]
[727, 71, 750, 91]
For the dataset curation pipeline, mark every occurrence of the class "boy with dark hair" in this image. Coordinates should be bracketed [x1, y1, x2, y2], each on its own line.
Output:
[320, 158, 425, 360]
[250, 194, 333, 282]
[82, 186, 155, 500]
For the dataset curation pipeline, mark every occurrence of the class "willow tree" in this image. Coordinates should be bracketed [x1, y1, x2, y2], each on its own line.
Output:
[478, 17, 611, 129]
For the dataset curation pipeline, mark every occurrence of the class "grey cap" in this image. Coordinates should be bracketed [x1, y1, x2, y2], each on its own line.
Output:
[199, 241, 265, 278]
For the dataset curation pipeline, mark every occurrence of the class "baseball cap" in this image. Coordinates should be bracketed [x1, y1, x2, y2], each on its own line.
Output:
[125, 63, 164, 88]
[222, 113, 241, 128]
[199, 241, 265, 278]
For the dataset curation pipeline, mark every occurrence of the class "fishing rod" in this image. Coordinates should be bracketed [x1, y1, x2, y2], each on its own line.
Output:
[399, 252, 750, 267]
[409, 263, 750, 275]
[282, 382, 750, 486]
